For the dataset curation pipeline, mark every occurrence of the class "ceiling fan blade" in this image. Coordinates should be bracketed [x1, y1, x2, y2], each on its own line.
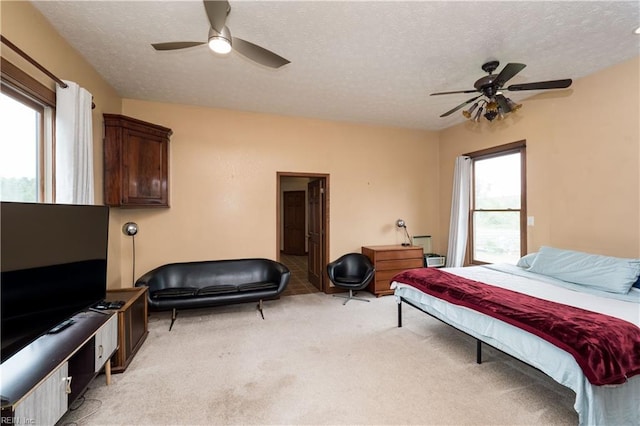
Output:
[506, 79, 573, 91]
[440, 95, 482, 117]
[494, 63, 526, 87]
[203, 0, 230, 33]
[430, 89, 478, 96]
[231, 37, 290, 68]
[495, 94, 511, 113]
[152, 41, 206, 51]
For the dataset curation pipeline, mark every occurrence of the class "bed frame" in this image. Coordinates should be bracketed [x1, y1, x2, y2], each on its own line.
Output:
[398, 296, 540, 370]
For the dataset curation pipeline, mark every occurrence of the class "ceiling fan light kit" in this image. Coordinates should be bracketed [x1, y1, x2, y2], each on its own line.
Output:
[473, 105, 484, 122]
[208, 27, 232, 54]
[432, 61, 571, 123]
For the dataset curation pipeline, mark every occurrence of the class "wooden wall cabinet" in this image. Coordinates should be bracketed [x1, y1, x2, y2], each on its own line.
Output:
[362, 245, 424, 297]
[103, 114, 172, 207]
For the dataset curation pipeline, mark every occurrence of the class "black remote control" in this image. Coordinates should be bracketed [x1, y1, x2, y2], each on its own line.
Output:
[94, 301, 110, 310]
[48, 318, 75, 334]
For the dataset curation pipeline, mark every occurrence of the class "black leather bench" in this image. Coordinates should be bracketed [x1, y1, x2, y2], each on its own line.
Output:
[135, 258, 290, 329]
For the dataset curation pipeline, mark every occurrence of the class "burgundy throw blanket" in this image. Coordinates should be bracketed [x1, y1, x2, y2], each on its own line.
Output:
[393, 268, 640, 386]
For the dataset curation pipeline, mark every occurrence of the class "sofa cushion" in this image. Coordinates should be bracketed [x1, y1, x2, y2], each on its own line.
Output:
[152, 287, 198, 299]
[198, 284, 238, 296]
[238, 281, 279, 292]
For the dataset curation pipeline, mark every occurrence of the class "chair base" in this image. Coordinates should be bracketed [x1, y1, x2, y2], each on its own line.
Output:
[332, 289, 370, 305]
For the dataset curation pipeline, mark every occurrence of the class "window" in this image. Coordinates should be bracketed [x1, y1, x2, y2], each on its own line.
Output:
[0, 91, 43, 201]
[1, 59, 55, 202]
[467, 141, 526, 264]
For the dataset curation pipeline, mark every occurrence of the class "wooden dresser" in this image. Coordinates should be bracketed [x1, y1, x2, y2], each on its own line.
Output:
[362, 245, 424, 296]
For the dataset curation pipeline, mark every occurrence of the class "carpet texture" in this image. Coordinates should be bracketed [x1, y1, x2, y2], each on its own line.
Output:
[59, 292, 578, 425]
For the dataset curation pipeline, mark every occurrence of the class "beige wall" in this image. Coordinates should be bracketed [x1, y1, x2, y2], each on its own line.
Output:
[3, 2, 638, 290]
[1, 1, 123, 287]
[438, 56, 640, 259]
[118, 100, 440, 285]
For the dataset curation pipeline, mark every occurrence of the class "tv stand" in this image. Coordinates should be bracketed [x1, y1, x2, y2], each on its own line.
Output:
[0, 310, 117, 425]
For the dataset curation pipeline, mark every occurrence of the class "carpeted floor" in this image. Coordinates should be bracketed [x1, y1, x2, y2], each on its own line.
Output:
[59, 293, 578, 425]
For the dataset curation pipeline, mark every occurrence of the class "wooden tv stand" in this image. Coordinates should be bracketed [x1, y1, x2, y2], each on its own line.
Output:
[106, 287, 148, 373]
[0, 311, 117, 425]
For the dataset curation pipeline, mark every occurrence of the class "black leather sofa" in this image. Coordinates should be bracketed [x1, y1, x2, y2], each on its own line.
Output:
[135, 258, 290, 329]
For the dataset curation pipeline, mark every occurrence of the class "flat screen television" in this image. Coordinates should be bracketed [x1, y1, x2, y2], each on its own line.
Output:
[1, 202, 109, 361]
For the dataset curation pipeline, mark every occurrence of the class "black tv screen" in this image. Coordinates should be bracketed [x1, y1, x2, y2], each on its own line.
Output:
[1, 202, 109, 361]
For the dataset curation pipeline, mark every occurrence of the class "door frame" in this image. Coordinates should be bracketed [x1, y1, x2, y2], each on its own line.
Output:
[276, 171, 330, 293]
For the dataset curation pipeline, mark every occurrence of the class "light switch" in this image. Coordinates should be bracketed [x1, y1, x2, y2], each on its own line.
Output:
[527, 216, 535, 226]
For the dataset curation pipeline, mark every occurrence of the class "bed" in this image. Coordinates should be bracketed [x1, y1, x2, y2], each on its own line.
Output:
[391, 247, 640, 426]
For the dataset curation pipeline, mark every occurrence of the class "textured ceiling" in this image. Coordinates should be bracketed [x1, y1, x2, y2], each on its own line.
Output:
[31, 1, 640, 131]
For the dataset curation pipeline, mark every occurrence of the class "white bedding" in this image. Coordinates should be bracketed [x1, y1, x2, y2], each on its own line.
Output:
[392, 265, 640, 426]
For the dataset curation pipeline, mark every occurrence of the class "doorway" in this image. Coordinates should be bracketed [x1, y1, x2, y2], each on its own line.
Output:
[283, 191, 306, 255]
[277, 172, 330, 295]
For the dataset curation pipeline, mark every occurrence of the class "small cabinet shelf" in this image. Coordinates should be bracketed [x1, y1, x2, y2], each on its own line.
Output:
[362, 245, 424, 297]
[103, 114, 172, 207]
[95, 315, 118, 372]
[106, 287, 149, 373]
[14, 363, 68, 426]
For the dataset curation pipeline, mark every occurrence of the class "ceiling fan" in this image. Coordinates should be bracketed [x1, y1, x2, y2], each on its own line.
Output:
[151, 0, 290, 69]
[431, 61, 572, 121]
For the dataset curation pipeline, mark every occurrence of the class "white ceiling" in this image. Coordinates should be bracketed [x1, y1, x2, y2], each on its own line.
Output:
[31, 1, 640, 131]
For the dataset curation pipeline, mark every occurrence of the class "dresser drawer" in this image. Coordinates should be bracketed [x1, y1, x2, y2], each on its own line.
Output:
[375, 267, 420, 282]
[376, 258, 423, 271]
[374, 248, 423, 261]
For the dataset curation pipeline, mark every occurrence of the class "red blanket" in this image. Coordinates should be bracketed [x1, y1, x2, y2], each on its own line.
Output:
[393, 268, 640, 386]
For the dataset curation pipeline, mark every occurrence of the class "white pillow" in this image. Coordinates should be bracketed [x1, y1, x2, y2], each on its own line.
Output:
[516, 252, 537, 268]
[528, 246, 640, 294]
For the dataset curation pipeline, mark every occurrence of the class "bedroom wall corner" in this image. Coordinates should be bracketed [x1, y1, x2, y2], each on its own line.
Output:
[117, 99, 441, 279]
[1, 1, 125, 288]
[437, 55, 640, 260]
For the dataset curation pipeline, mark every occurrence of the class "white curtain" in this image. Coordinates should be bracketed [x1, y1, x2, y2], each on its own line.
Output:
[446, 155, 471, 267]
[55, 80, 94, 204]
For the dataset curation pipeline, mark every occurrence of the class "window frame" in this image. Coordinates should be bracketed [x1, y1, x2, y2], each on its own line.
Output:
[1, 57, 56, 202]
[465, 140, 527, 265]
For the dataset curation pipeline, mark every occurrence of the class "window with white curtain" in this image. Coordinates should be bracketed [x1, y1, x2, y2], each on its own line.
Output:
[467, 141, 527, 264]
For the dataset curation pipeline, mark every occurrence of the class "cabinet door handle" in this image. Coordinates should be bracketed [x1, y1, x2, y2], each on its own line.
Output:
[64, 376, 72, 394]
[98, 344, 104, 359]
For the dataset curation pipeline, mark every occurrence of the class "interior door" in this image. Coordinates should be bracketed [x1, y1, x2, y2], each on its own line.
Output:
[307, 179, 324, 290]
[283, 191, 306, 255]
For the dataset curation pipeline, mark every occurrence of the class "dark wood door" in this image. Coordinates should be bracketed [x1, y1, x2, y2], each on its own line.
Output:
[283, 191, 306, 255]
[307, 179, 324, 290]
